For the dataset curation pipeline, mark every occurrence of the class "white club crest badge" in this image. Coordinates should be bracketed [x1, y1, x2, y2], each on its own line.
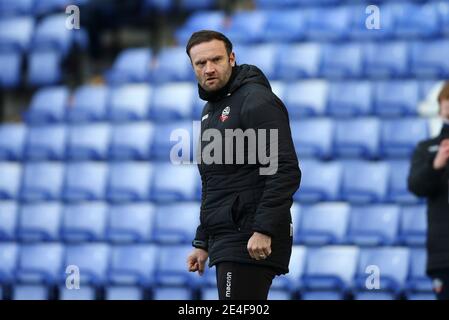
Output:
[220, 106, 231, 123]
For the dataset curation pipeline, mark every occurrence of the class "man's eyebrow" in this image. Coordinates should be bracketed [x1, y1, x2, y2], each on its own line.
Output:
[194, 55, 224, 65]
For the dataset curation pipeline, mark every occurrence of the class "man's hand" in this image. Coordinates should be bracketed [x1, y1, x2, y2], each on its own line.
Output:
[187, 248, 208, 276]
[433, 139, 449, 170]
[247, 232, 272, 261]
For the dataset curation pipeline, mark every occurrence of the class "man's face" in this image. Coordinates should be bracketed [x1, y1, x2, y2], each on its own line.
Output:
[440, 99, 449, 120]
[189, 39, 235, 92]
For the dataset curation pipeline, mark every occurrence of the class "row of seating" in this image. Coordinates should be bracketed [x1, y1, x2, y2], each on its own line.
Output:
[0, 201, 426, 246]
[176, 4, 449, 44]
[0, 243, 434, 299]
[0, 0, 88, 17]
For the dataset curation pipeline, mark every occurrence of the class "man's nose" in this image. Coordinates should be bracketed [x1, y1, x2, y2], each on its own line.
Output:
[204, 61, 215, 75]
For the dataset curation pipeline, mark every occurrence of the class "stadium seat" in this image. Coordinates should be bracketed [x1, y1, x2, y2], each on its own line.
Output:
[399, 205, 427, 246]
[406, 292, 436, 300]
[108, 245, 157, 287]
[411, 40, 449, 78]
[393, 3, 440, 39]
[0, 123, 26, 160]
[0, 16, 34, 52]
[348, 4, 396, 40]
[152, 163, 199, 202]
[301, 291, 344, 300]
[201, 287, 218, 300]
[290, 203, 301, 240]
[25, 86, 68, 124]
[0, 201, 18, 240]
[109, 122, 155, 160]
[107, 203, 156, 243]
[61, 202, 108, 242]
[153, 121, 195, 161]
[0, 243, 19, 284]
[268, 289, 291, 300]
[67, 123, 111, 160]
[387, 160, 421, 204]
[0, 0, 34, 17]
[175, 11, 225, 45]
[108, 84, 153, 122]
[364, 42, 410, 78]
[24, 125, 67, 160]
[67, 85, 109, 123]
[346, 205, 401, 246]
[153, 287, 193, 300]
[107, 162, 154, 202]
[179, 0, 215, 11]
[63, 162, 108, 202]
[106, 48, 152, 84]
[406, 248, 433, 294]
[262, 9, 307, 42]
[18, 202, 62, 242]
[20, 162, 65, 201]
[321, 43, 363, 79]
[341, 160, 390, 203]
[0, 162, 22, 199]
[290, 118, 334, 160]
[58, 286, 96, 300]
[0, 51, 22, 88]
[284, 81, 329, 117]
[150, 83, 195, 120]
[16, 243, 64, 284]
[27, 49, 62, 86]
[374, 81, 419, 117]
[294, 160, 342, 202]
[327, 81, 373, 116]
[380, 119, 429, 158]
[234, 44, 279, 80]
[334, 118, 380, 159]
[354, 291, 396, 300]
[12, 285, 50, 300]
[296, 203, 350, 245]
[32, 14, 75, 55]
[223, 10, 266, 43]
[33, 0, 82, 16]
[277, 43, 321, 79]
[64, 243, 110, 286]
[151, 47, 193, 83]
[105, 286, 144, 300]
[306, 6, 351, 41]
[153, 202, 200, 244]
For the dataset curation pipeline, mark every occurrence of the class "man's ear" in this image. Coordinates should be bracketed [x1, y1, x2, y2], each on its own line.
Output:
[229, 51, 236, 67]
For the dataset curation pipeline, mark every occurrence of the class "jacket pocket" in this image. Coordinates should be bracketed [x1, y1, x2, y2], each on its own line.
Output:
[201, 193, 239, 235]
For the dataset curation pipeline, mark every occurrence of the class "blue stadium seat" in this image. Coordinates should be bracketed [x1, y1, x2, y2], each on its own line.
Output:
[27, 49, 62, 86]
[175, 11, 225, 45]
[12, 285, 50, 300]
[327, 81, 373, 116]
[59, 286, 96, 300]
[179, 0, 215, 11]
[0, 201, 18, 240]
[355, 247, 410, 295]
[290, 203, 301, 242]
[334, 118, 380, 159]
[406, 249, 433, 294]
[16, 243, 64, 284]
[254, 0, 302, 8]
[393, 3, 440, 39]
[20, 162, 65, 202]
[26, 86, 68, 124]
[294, 160, 342, 202]
[0, 51, 21, 88]
[108, 245, 157, 287]
[108, 84, 153, 122]
[284, 81, 329, 117]
[24, 125, 67, 160]
[153, 121, 195, 161]
[364, 42, 410, 78]
[109, 123, 155, 160]
[151, 47, 193, 83]
[303, 246, 359, 292]
[306, 6, 351, 41]
[234, 44, 279, 80]
[348, 4, 396, 40]
[354, 292, 396, 300]
[153, 202, 200, 244]
[67, 85, 109, 123]
[262, 10, 307, 42]
[106, 48, 152, 84]
[399, 205, 426, 246]
[32, 14, 75, 56]
[67, 123, 111, 160]
[374, 81, 419, 117]
[347, 205, 401, 246]
[321, 43, 363, 79]
[152, 163, 199, 202]
[406, 292, 436, 300]
[62, 202, 108, 242]
[223, 10, 266, 43]
[441, 1, 449, 36]
[201, 287, 218, 300]
[297, 203, 350, 245]
[411, 40, 449, 78]
[0, 123, 26, 160]
[277, 43, 321, 79]
[63, 162, 108, 202]
[107, 162, 154, 202]
[0, 16, 34, 52]
[268, 289, 291, 300]
[341, 160, 390, 203]
[0, 0, 34, 16]
[150, 83, 195, 120]
[301, 291, 344, 300]
[143, 0, 174, 13]
[0, 243, 19, 284]
[380, 119, 429, 158]
[18, 202, 62, 242]
[387, 160, 421, 204]
[64, 243, 110, 286]
[0, 162, 22, 199]
[105, 286, 144, 300]
[290, 118, 334, 160]
[153, 287, 193, 300]
[107, 203, 156, 243]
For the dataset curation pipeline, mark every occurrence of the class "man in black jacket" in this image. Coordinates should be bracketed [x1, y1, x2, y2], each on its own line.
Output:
[185, 30, 301, 300]
[408, 81, 449, 300]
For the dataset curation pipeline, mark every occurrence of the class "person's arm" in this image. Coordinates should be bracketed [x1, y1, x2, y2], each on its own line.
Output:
[240, 90, 301, 237]
[192, 176, 209, 251]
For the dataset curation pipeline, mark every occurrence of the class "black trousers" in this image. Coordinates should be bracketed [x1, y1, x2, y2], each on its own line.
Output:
[429, 268, 449, 300]
[216, 262, 277, 300]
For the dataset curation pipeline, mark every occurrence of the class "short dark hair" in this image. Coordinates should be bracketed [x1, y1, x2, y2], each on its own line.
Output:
[186, 30, 233, 58]
[438, 81, 449, 104]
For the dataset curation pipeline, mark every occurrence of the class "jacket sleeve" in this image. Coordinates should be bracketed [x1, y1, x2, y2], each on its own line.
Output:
[408, 141, 444, 198]
[240, 89, 301, 237]
[193, 174, 209, 251]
